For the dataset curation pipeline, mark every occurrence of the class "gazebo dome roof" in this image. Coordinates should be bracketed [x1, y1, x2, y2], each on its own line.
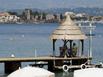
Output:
[50, 12, 87, 40]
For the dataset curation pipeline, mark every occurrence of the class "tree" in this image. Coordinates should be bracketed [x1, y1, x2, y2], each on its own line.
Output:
[7, 11, 18, 16]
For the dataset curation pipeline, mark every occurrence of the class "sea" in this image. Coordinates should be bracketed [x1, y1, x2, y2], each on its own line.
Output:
[0, 23, 103, 77]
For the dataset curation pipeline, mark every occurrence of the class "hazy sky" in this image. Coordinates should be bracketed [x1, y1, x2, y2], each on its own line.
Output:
[0, 0, 103, 10]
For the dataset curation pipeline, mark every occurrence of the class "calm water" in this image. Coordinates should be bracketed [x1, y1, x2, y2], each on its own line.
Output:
[0, 23, 103, 77]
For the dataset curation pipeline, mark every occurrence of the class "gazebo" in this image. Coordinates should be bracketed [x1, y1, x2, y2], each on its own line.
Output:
[50, 12, 87, 57]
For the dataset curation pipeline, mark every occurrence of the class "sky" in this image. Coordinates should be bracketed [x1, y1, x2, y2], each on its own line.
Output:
[0, 0, 103, 10]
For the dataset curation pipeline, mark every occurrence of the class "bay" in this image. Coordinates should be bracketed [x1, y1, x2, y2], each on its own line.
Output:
[0, 23, 103, 77]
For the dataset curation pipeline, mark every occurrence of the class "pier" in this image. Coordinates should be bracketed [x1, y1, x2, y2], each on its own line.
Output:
[0, 56, 91, 73]
[0, 13, 95, 74]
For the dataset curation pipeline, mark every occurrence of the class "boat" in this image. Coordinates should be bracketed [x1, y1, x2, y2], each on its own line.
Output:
[7, 66, 55, 77]
[16, 21, 23, 24]
[74, 68, 103, 77]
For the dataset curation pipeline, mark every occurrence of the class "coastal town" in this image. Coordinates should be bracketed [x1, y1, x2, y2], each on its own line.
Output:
[0, 8, 103, 24]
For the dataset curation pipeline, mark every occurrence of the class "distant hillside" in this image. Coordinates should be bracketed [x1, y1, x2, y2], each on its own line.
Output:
[44, 7, 103, 16]
[71, 7, 103, 16]
[2, 7, 103, 16]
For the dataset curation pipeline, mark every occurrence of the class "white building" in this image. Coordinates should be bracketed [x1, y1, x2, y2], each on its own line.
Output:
[24, 9, 32, 20]
[75, 13, 87, 17]
[46, 14, 55, 20]
[0, 12, 20, 23]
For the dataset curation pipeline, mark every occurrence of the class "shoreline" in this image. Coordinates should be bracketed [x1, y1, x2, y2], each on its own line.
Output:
[0, 21, 103, 25]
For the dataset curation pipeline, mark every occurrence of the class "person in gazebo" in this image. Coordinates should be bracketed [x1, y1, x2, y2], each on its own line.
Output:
[67, 47, 72, 57]
[72, 43, 78, 57]
[59, 45, 68, 57]
[59, 47, 64, 57]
